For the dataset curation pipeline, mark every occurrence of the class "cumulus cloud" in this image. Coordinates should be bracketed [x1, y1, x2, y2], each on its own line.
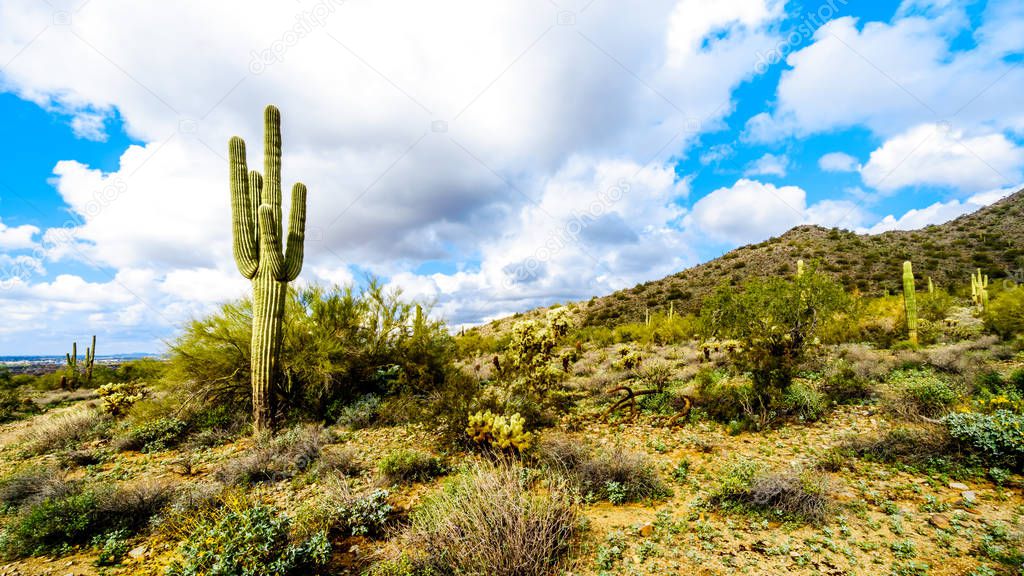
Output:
[860, 123, 1024, 192]
[0, 218, 39, 250]
[818, 151, 859, 172]
[743, 152, 789, 177]
[864, 185, 1018, 233]
[746, 1, 1024, 141]
[686, 178, 865, 245]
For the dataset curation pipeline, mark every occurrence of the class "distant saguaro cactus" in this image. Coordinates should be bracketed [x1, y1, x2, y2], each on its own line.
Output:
[971, 268, 989, 310]
[63, 335, 96, 390]
[229, 105, 307, 433]
[902, 261, 917, 346]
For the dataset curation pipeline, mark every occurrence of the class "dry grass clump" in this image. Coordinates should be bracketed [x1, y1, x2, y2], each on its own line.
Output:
[372, 462, 578, 576]
[833, 344, 893, 381]
[537, 435, 669, 503]
[842, 424, 958, 464]
[215, 424, 326, 486]
[13, 407, 109, 455]
[0, 465, 70, 510]
[710, 461, 835, 524]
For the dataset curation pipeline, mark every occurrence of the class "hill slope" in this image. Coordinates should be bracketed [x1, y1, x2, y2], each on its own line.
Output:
[580, 188, 1023, 326]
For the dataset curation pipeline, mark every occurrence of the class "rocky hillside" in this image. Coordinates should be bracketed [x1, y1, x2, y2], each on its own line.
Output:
[574, 188, 1024, 326]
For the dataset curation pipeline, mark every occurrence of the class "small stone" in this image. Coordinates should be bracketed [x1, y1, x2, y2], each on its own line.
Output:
[128, 545, 148, 559]
[639, 523, 655, 537]
[949, 481, 969, 490]
[962, 491, 978, 505]
[929, 514, 951, 530]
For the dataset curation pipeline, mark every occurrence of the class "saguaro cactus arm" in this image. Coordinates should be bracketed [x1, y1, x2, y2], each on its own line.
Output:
[284, 182, 307, 282]
[229, 137, 259, 279]
[258, 205, 285, 279]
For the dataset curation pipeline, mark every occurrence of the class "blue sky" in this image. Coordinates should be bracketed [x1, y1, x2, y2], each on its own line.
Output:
[0, 0, 1021, 354]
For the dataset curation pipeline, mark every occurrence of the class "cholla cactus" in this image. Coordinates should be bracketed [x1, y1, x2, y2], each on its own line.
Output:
[466, 410, 533, 451]
[229, 105, 308, 433]
[504, 307, 574, 392]
[902, 261, 918, 346]
[96, 381, 146, 416]
[970, 268, 989, 310]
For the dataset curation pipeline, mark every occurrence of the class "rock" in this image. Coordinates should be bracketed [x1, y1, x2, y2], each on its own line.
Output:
[639, 523, 655, 537]
[962, 490, 977, 505]
[929, 513, 951, 530]
[949, 481, 969, 490]
[128, 545, 148, 559]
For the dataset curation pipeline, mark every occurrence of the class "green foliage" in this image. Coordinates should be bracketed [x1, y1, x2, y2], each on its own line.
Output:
[709, 461, 833, 524]
[537, 438, 669, 504]
[165, 503, 329, 576]
[121, 417, 187, 453]
[943, 410, 1024, 468]
[700, 265, 847, 399]
[93, 528, 131, 566]
[888, 369, 960, 418]
[0, 388, 38, 423]
[293, 475, 392, 540]
[378, 449, 445, 484]
[782, 381, 827, 422]
[984, 286, 1024, 339]
[693, 368, 755, 423]
[168, 281, 456, 426]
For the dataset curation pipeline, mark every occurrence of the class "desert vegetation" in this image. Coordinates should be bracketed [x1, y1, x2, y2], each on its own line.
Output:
[0, 108, 1023, 576]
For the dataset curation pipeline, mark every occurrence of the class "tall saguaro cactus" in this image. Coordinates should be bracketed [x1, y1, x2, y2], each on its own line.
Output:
[229, 105, 307, 433]
[902, 261, 918, 346]
[971, 268, 989, 310]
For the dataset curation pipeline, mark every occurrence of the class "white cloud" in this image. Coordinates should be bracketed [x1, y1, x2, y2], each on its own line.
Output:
[0, 0, 793, 349]
[744, 152, 788, 177]
[0, 218, 40, 250]
[686, 178, 865, 245]
[818, 151, 859, 172]
[746, 2, 1024, 142]
[860, 123, 1024, 192]
[864, 185, 1018, 233]
[68, 111, 108, 141]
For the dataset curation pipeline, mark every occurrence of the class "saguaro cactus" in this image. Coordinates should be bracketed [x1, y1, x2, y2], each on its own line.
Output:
[229, 105, 307, 433]
[902, 261, 918, 346]
[971, 268, 989, 310]
[63, 335, 96, 390]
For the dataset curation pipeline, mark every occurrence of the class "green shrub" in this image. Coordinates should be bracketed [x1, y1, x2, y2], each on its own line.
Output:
[693, 368, 755, 423]
[782, 382, 827, 422]
[294, 476, 392, 539]
[378, 450, 445, 485]
[709, 462, 834, 524]
[119, 417, 187, 452]
[888, 369, 960, 417]
[165, 503, 329, 576]
[332, 394, 381, 428]
[943, 410, 1024, 469]
[700, 266, 847, 399]
[93, 528, 131, 566]
[984, 287, 1024, 339]
[0, 389, 38, 423]
[216, 425, 325, 486]
[819, 358, 875, 404]
[537, 437, 669, 504]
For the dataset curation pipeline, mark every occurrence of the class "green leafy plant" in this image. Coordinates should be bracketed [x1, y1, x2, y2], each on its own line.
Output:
[378, 449, 445, 484]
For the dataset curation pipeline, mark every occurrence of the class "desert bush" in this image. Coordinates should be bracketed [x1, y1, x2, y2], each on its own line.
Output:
[164, 500, 330, 576]
[216, 425, 325, 486]
[0, 466, 68, 511]
[842, 424, 959, 467]
[378, 449, 445, 485]
[168, 281, 456, 425]
[0, 389, 38, 423]
[819, 357, 875, 403]
[782, 381, 827, 422]
[374, 463, 578, 576]
[693, 368, 755, 423]
[116, 416, 188, 453]
[538, 437, 668, 504]
[0, 479, 170, 558]
[985, 286, 1024, 339]
[293, 476, 392, 539]
[943, 411, 1024, 469]
[15, 407, 109, 455]
[710, 462, 834, 524]
[700, 266, 847, 405]
[333, 394, 381, 429]
[887, 369, 960, 418]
